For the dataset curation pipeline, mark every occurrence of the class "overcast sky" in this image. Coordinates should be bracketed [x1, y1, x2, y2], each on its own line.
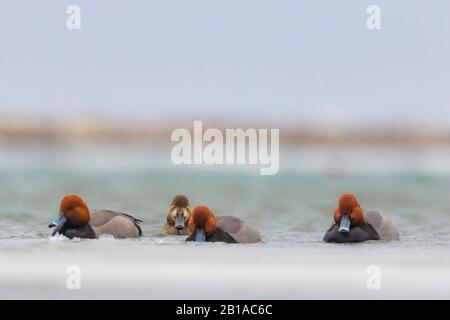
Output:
[0, 0, 449, 127]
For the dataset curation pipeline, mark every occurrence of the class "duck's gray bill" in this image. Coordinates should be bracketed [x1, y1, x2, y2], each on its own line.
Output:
[49, 213, 67, 236]
[195, 229, 206, 242]
[339, 215, 351, 234]
[174, 214, 186, 230]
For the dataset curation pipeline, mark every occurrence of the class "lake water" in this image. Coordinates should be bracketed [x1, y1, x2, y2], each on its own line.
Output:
[0, 143, 449, 299]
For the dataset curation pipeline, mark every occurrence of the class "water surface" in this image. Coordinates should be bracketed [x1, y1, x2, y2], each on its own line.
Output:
[0, 143, 449, 299]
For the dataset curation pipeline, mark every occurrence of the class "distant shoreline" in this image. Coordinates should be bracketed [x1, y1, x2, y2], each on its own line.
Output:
[0, 119, 449, 146]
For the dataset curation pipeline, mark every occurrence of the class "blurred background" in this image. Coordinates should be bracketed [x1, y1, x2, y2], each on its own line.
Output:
[1, 0, 449, 237]
[0, 0, 449, 299]
[1, 0, 449, 125]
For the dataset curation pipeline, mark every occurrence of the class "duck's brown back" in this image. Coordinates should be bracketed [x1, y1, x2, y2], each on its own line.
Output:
[216, 216, 261, 243]
[90, 210, 142, 238]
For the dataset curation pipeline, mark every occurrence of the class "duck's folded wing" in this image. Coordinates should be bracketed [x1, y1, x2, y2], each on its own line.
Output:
[90, 210, 143, 237]
[216, 216, 261, 243]
[364, 210, 400, 241]
[117, 212, 143, 236]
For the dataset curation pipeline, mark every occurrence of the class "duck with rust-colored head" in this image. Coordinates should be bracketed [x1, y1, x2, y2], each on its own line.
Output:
[161, 195, 192, 236]
[323, 194, 400, 243]
[186, 206, 261, 243]
[48, 194, 142, 239]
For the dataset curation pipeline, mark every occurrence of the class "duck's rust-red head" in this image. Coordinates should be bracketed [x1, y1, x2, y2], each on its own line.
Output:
[58, 194, 90, 227]
[334, 194, 364, 233]
[188, 206, 217, 241]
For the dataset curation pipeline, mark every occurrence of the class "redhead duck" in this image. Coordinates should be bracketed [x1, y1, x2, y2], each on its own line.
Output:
[161, 195, 192, 236]
[186, 206, 261, 243]
[48, 194, 142, 239]
[323, 194, 400, 243]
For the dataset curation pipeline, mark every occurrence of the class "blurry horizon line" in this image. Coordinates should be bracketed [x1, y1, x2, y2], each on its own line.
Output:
[0, 117, 449, 146]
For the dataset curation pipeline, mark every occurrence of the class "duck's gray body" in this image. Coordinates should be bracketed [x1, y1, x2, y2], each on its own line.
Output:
[216, 216, 261, 243]
[58, 210, 142, 239]
[363, 210, 400, 241]
[89, 210, 142, 238]
[323, 210, 400, 243]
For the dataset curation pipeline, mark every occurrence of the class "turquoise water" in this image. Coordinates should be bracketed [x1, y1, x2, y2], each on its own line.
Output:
[0, 143, 449, 299]
[0, 143, 449, 247]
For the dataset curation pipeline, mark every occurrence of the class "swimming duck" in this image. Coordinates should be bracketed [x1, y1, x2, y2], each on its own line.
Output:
[161, 195, 192, 236]
[186, 206, 261, 243]
[48, 194, 142, 239]
[323, 194, 400, 243]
